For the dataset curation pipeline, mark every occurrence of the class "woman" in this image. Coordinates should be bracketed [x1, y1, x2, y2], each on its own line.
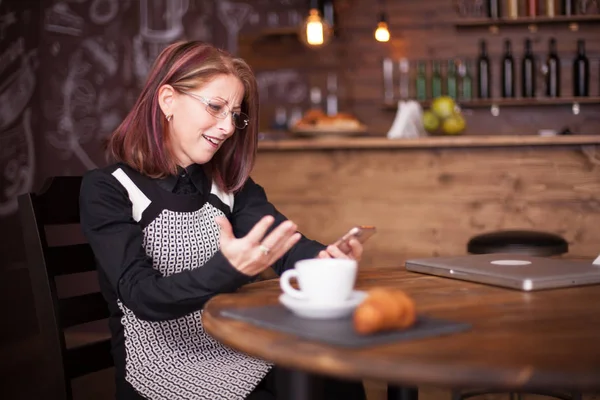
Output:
[80, 41, 366, 400]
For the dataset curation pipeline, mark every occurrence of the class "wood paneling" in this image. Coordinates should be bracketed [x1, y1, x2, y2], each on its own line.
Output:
[251, 146, 600, 268]
[240, 0, 600, 136]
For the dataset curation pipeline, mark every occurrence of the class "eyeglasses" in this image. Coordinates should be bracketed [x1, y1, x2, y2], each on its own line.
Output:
[181, 91, 249, 130]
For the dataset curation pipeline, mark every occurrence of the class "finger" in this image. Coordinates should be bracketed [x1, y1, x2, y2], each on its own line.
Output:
[326, 244, 350, 259]
[259, 220, 297, 251]
[317, 250, 331, 259]
[265, 232, 301, 262]
[257, 232, 302, 265]
[245, 215, 276, 244]
[215, 216, 234, 241]
[347, 238, 363, 261]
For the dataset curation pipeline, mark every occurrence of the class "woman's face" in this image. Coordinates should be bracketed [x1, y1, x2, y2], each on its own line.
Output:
[167, 74, 245, 168]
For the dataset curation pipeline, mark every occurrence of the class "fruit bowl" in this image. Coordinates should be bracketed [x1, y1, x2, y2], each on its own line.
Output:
[422, 96, 466, 136]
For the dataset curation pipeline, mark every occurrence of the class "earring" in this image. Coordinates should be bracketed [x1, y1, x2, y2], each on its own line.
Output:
[166, 114, 172, 122]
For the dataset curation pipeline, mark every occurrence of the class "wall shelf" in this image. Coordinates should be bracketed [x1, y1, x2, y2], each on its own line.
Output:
[454, 14, 600, 33]
[258, 135, 600, 151]
[384, 97, 600, 114]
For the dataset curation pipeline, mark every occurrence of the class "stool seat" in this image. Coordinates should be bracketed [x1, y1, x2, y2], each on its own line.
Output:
[467, 230, 568, 256]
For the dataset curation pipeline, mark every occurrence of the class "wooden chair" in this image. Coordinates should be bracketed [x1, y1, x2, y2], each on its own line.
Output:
[18, 176, 113, 400]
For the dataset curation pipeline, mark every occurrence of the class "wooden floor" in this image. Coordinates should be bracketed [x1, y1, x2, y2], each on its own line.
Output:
[4, 333, 598, 400]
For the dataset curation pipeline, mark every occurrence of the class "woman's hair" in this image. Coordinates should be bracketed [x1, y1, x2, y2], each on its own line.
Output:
[107, 41, 259, 192]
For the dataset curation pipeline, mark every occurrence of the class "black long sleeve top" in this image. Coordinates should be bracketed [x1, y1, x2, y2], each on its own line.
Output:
[79, 162, 325, 323]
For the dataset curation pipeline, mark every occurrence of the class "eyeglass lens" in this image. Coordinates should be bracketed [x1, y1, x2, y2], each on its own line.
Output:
[205, 98, 248, 129]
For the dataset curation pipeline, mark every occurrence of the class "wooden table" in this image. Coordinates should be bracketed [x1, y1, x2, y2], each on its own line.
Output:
[203, 266, 600, 399]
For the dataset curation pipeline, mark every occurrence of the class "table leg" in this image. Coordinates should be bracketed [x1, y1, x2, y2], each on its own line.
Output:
[284, 369, 324, 400]
[387, 385, 418, 400]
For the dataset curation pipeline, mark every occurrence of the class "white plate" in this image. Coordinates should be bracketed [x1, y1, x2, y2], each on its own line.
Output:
[278, 290, 368, 320]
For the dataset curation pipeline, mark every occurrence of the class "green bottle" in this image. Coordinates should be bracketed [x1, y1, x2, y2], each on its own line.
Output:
[459, 60, 473, 102]
[416, 61, 427, 101]
[431, 60, 442, 99]
[446, 60, 458, 99]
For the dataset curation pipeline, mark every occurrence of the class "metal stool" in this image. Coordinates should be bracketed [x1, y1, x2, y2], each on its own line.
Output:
[467, 230, 568, 257]
[454, 230, 574, 400]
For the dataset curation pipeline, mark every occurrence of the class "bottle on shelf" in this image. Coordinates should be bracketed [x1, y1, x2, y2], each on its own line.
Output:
[458, 60, 473, 102]
[431, 60, 443, 98]
[546, 38, 561, 98]
[326, 72, 338, 116]
[562, 0, 575, 15]
[382, 58, 394, 103]
[271, 106, 288, 131]
[501, 39, 515, 98]
[487, 0, 501, 19]
[446, 60, 458, 99]
[546, 0, 557, 17]
[527, 0, 539, 16]
[477, 40, 491, 99]
[398, 58, 411, 100]
[521, 38, 536, 98]
[309, 87, 323, 110]
[507, 0, 519, 18]
[415, 61, 428, 101]
[573, 39, 589, 97]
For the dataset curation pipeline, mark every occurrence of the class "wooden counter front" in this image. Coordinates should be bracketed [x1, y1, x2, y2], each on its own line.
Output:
[251, 136, 600, 268]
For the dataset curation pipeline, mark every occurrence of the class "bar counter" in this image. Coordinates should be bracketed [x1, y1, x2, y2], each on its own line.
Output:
[258, 135, 600, 151]
[251, 135, 600, 268]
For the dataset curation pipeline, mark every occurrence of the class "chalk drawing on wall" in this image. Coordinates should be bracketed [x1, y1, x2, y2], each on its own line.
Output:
[0, 42, 38, 216]
[216, 1, 252, 55]
[243, 0, 304, 31]
[89, 0, 119, 25]
[256, 69, 307, 104]
[186, 0, 213, 43]
[46, 37, 122, 170]
[0, 7, 15, 40]
[0, 108, 35, 217]
[44, 2, 84, 36]
[133, 0, 189, 85]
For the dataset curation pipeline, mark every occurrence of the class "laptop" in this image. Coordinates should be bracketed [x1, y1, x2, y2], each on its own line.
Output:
[405, 253, 600, 291]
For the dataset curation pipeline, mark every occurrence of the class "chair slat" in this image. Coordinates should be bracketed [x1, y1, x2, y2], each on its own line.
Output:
[59, 293, 110, 328]
[46, 244, 97, 276]
[65, 339, 113, 379]
[19, 176, 115, 398]
[36, 176, 83, 225]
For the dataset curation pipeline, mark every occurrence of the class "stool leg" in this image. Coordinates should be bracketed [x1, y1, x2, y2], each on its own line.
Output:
[451, 389, 464, 400]
[387, 385, 418, 400]
[571, 393, 582, 400]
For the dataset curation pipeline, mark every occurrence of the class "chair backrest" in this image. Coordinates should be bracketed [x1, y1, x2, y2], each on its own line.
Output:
[18, 176, 113, 400]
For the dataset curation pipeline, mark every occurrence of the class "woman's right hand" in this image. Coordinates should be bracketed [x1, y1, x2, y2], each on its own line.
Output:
[215, 215, 301, 276]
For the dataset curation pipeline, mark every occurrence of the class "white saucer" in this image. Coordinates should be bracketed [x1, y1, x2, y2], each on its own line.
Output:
[278, 290, 368, 320]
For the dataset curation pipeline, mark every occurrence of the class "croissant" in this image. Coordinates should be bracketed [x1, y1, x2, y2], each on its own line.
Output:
[353, 288, 416, 335]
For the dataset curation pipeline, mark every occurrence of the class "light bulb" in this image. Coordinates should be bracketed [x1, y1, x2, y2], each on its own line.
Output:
[375, 21, 390, 42]
[300, 9, 332, 48]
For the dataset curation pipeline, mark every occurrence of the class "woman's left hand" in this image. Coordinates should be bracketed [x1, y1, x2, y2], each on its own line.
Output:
[317, 238, 363, 261]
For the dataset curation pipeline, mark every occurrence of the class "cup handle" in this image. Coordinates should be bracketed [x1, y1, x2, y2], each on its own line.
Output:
[280, 270, 306, 300]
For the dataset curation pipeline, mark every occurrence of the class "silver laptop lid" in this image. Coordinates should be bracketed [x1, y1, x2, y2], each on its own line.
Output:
[405, 253, 600, 291]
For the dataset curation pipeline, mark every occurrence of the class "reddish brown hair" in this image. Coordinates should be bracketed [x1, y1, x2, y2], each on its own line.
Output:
[107, 41, 259, 192]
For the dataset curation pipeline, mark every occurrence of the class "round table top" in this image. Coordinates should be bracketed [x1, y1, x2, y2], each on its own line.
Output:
[203, 266, 600, 390]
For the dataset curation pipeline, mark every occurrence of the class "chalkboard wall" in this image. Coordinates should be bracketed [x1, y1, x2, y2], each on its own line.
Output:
[0, 0, 307, 356]
[0, 0, 308, 268]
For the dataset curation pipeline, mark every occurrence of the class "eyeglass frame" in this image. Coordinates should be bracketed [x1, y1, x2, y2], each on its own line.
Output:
[179, 90, 250, 130]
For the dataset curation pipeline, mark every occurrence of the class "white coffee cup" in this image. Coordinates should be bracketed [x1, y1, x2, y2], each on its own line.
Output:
[279, 258, 358, 305]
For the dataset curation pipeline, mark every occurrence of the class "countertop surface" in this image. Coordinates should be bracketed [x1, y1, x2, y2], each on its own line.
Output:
[257, 135, 600, 151]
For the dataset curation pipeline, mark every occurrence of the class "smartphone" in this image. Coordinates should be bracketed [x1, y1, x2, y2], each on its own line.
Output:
[334, 225, 377, 254]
